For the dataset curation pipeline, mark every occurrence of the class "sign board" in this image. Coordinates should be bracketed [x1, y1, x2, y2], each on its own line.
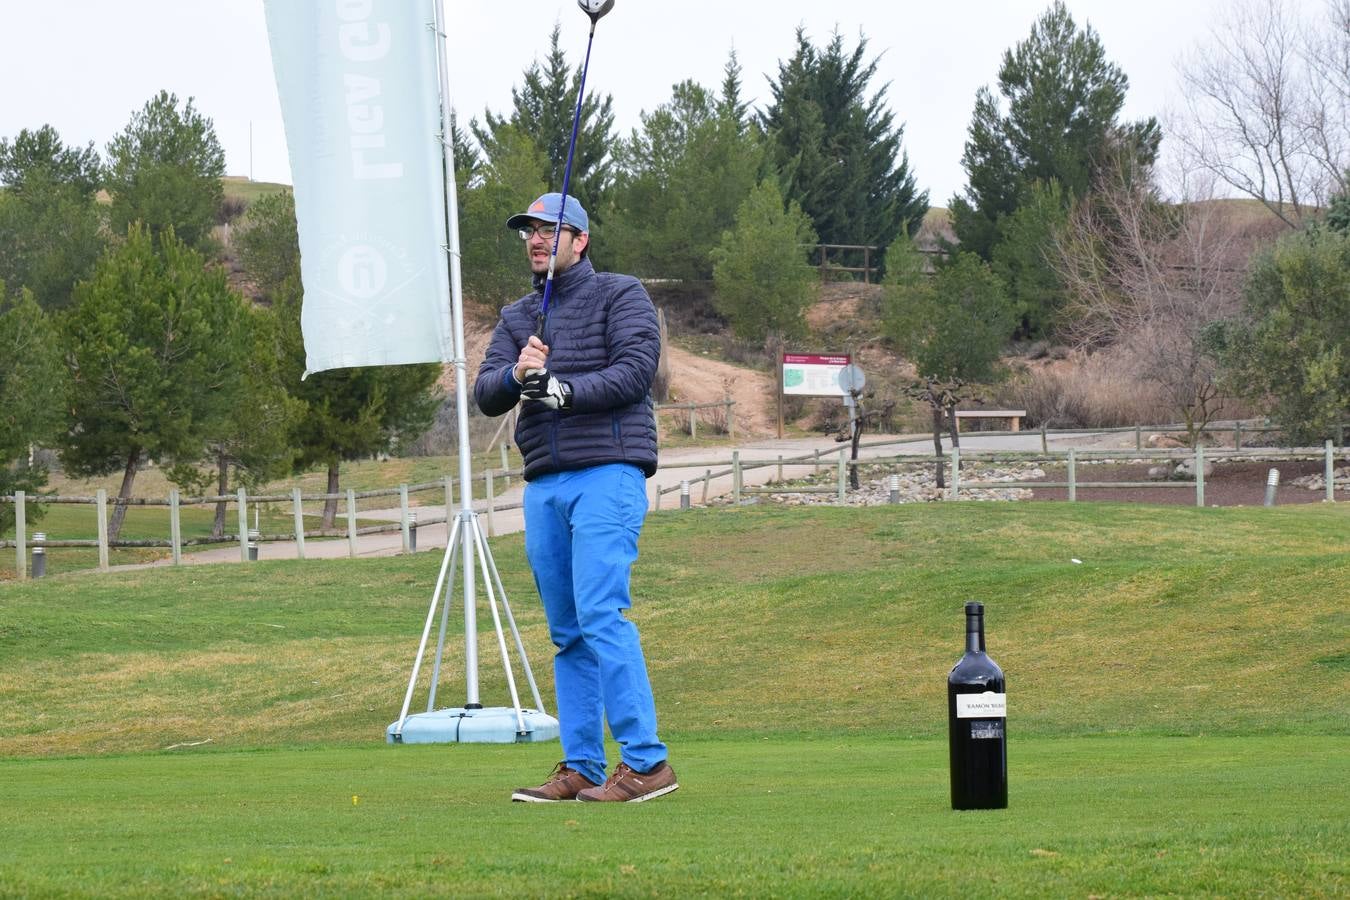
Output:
[782, 353, 851, 397]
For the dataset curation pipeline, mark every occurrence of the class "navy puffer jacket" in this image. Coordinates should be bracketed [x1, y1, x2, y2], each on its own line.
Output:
[474, 258, 659, 481]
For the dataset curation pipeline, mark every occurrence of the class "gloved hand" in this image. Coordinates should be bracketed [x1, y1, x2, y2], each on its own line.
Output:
[519, 369, 572, 409]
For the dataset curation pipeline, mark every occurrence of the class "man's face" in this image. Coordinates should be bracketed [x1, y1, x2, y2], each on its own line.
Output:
[521, 219, 589, 275]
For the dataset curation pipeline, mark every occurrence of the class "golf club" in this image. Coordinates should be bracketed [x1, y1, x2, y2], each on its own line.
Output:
[534, 0, 616, 339]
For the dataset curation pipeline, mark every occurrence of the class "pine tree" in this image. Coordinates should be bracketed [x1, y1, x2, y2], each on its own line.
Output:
[761, 29, 928, 268]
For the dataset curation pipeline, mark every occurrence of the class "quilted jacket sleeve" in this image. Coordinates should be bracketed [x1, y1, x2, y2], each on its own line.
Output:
[564, 275, 659, 414]
[473, 315, 524, 417]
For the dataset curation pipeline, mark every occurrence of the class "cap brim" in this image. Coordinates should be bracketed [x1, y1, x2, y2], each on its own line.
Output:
[506, 213, 544, 230]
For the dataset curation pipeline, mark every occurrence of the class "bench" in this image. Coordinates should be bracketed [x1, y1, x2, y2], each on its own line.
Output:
[954, 410, 1027, 432]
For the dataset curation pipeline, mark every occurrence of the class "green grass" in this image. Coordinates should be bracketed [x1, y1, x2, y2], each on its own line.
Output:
[220, 177, 290, 205]
[0, 502, 1347, 894]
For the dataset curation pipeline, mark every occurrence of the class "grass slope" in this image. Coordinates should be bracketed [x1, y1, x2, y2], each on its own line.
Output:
[0, 502, 1346, 895]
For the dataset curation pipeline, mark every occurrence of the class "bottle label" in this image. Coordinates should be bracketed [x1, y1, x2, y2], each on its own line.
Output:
[956, 692, 1007, 719]
[970, 720, 1004, 740]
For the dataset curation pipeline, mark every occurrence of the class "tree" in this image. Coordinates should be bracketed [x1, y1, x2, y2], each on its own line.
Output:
[459, 124, 548, 306]
[105, 91, 226, 251]
[236, 189, 300, 302]
[0, 285, 66, 535]
[883, 239, 1012, 483]
[606, 58, 764, 281]
[1174, 0, 1349, 228]
[60, 226, 248, 541]
[761, 29, 928, 269]
[0, 125, 105, 311]
[475, 25, 616, 216]
[1052, 164, 1261, 443]
[1216, 222, 1350, 443]
[710, 180, 818, 342]
[989, 180, 1070, 337]
[0, 124, 101, 196]
[164, 303, 303, 538]
[950, 1, 1160, 304]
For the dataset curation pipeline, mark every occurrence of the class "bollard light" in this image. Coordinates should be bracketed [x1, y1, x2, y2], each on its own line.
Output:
[409, 510, 418, 552]
[31, 531, 46, 578]
[680, 480, 691, 510]
[889, 474, 901, 504]
[1264, 468, 1280, 507]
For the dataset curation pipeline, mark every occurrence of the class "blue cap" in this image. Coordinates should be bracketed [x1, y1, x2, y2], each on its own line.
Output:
[506, 192, 589, 232]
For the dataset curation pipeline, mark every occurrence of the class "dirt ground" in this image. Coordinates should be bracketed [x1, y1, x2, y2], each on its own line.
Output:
[1028, 459, 1340, 507]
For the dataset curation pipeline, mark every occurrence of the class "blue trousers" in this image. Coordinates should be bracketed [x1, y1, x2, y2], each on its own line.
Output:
[523, 463, 666, 785]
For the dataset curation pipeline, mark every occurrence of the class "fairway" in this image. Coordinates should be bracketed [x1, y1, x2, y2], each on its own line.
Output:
[1, 502, 1347, 896]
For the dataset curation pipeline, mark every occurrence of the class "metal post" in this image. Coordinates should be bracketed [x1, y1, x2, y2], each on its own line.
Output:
[30, 531, 45, 578]
[1067, 449, 1077, 503]
[732, 451, 741, 505]
[1264, 468, 1280, 507]
[1196, 445, 1206, 507]
[237, 488, 249, 563]
[96, 489, 109, 571]
[1327, 440, 1336, 503]
[409, 511, 418, 552]
[346, 488, 358, 558]
[485, 469, 495, 537]
[400, 484, 411, 554]
[680, 480, 690, 510]
[169, 489, 182, 566]
[889, 473, 900, 504]
[836, 450, 846, 503]
[13, 491, 24, 581]
[951, 447, 961, 500]
[292, 487, 306, 560]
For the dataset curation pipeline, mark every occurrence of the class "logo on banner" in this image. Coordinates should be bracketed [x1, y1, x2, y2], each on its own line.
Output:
[337, 244, 388, 299]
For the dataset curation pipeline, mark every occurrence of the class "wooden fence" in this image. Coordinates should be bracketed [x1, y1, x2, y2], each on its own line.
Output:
[654, 398, 735, 439]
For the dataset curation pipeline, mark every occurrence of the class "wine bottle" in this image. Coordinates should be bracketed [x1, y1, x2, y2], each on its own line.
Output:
[948, 601, 1007, 810]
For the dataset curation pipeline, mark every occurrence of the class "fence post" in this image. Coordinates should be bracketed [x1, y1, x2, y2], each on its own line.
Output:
[346, 489, 358, 558]
[14, 491, 25, 581]
[500, 442, 510, 489]
[777, 455, 783, 483]
[1327, 440, 1336, 503]
[237, 488, 250, 563]
[170, 489, 182, 566]
[1195, 445, 1206, 507]
[1041, 424, 1048, 455]
[836, 449, 846, 503]
[1068, 449, 1077, 503]
[702, 469, 711, 505]
[813, 448, 821, 475]
[399, 484, 411, 554]
[732, 451, 742, 505]
[292, 488, 306, 560]
[96, 489, 109, 571]
[951, 448, 961, 500]
[726, 397, 735, 440]
[444, 476, 455, 516]
[1235, 422, 1242, 450]
[690, 404, 697, 440]
[1135, 425, 1142, 452]
[485, 469, 495, 537]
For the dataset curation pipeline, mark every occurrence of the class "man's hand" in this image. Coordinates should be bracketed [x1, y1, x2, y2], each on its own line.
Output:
[514, 336, 549, 383]
[520, 369, 573, 409]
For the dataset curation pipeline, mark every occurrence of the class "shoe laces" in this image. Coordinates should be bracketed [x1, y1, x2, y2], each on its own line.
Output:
[546, 761, 576, 783]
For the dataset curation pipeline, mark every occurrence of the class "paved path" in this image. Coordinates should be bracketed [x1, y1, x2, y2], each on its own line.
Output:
[139, 429, 1134, 569]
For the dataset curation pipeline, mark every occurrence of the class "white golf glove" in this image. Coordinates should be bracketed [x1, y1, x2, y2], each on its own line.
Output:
[520, 369, 573, 410]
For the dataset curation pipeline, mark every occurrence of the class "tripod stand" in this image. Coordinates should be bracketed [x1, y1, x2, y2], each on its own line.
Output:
[385, 0, 557, 744]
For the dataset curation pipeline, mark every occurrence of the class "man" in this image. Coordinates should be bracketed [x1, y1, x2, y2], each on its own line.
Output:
[474, 192, 677, 804]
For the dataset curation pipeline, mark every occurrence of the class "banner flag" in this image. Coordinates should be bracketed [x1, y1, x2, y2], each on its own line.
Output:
[263, 1, 452, 376]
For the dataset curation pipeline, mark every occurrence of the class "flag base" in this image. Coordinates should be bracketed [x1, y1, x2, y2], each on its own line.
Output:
[387, 706, 560, 744]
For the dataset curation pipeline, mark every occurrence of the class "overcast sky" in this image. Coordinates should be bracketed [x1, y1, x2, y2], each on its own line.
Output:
[0, 1, 1322, 205]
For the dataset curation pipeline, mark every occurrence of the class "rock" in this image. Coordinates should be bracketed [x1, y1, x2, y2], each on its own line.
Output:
[1147, 466, 1170, 480]
[1147, 433, 1186, 449]
[1174, 459, 1214, 479]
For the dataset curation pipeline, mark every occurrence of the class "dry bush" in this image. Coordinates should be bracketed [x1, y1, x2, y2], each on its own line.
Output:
[999, 353, 1164, 429]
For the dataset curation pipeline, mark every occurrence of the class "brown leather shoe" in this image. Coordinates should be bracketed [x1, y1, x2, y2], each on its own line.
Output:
[511, 762, 598, 803]
[576, 761, 678, 803]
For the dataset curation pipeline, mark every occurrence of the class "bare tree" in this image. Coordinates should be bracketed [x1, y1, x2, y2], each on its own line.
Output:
[1053, 164, 1278, 443]
[1172, 0, 1349, 227]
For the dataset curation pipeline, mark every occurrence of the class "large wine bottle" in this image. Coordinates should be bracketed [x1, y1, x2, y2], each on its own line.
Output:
[947, 601, 1007, 810]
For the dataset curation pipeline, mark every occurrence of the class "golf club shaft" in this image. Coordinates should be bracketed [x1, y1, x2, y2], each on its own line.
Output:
[535, 18, 599, 339]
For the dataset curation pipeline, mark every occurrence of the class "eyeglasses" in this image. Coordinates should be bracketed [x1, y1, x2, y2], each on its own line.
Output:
[518, 224, 578, 241]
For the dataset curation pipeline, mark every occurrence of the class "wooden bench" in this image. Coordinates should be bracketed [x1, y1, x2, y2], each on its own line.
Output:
[954, 410, 1027, 432]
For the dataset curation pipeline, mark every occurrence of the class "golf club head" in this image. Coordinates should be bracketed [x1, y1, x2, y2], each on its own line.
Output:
[577, 0, 615, 23]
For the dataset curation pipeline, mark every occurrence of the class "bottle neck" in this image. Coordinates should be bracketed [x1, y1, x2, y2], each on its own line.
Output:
[965, 613, 985, 653]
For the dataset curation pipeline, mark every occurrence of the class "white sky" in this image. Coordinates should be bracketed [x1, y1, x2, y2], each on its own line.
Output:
[0, 1, 1321, 205]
